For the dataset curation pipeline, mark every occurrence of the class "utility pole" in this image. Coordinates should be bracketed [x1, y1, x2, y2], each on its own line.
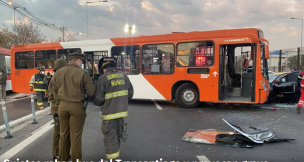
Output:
[61, 26, 65, 42]
[279, 50, 282, 72]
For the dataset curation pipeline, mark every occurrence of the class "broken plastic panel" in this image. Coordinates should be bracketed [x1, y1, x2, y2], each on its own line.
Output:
[222, 118, 274, 143]
[182, 129, 253, 148]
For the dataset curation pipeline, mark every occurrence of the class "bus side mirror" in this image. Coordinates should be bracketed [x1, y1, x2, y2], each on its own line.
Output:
[265, 45, 269, 59]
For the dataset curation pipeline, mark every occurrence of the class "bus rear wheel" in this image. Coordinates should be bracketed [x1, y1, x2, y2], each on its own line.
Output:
[175, 83, 200, 108]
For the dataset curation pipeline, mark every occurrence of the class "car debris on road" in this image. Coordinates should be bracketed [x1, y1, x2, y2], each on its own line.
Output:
[182, 118, 295, 148]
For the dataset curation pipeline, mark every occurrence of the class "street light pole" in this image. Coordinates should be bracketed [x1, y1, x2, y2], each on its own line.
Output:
[301, 19, 303, 62]
[124, 24, 136, 37]
[86, 0, 108, 39]
[8, 1, 19, 31]
[14, 7, 16, 26]
[86, 2, 88, 39]
[291, 17, 303, 67]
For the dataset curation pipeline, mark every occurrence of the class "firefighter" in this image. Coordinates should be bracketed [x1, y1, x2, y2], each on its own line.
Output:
[47, 59, 66, 160]
[93, 61, 134, 160]
[29, 66, 47, 109]
[297, 70, 304, 114]
[52, 52, 95, 162]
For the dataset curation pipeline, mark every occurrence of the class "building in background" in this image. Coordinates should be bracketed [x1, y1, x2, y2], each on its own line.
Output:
[268, 48, 304, 72]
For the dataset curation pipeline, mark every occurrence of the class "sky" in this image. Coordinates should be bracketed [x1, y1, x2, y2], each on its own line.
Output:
[1, 0, 304, 51]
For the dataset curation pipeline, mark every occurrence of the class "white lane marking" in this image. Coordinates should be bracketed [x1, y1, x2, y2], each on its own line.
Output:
[0, 115, 46, 138]
[152, 99, 163, 110]
[197, 155, 210, 161]
[0, 107, 50, 132]
[0, 120, 53, 161]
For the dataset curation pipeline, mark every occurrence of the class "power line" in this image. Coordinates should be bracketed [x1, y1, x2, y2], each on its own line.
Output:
[0, 0, 67, 33]
[0, 1, 55, 29]
[8, 0, 61, 29]
[5, 0, 61, 29]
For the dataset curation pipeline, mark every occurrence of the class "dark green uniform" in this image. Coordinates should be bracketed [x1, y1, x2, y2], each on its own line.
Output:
[52, 53, 95, 162]
[47, 59, 66, 159]
[93, 62, 133, 159]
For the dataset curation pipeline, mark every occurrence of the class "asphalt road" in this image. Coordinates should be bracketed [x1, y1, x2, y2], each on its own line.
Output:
[0, 97, 49, 126]
[0, 100, 304, 162]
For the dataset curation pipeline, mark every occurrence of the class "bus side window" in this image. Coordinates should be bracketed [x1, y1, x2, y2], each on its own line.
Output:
[111, 45, 140, 75]
[35, 50, 56, 69]
[142, 44, 174, 74]
[177, 41, 214, 67]
[58, 48, 82, 63]
[15, 51, 34, 69]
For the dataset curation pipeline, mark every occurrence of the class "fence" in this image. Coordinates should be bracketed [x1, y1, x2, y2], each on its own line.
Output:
[268, 47, 304, 72]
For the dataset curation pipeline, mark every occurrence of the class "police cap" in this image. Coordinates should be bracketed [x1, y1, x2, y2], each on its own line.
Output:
[68, 52, 85, 61]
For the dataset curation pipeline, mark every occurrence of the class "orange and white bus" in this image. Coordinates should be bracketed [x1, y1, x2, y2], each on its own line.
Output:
[11, 28, 270, 108]
[0, 47, 12, 91]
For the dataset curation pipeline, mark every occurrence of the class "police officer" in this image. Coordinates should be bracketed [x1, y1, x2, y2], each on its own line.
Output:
[93, 61, 133, 160]
[47, 59, 66, 160]
[29, 67, 47, 109]
[52, 52, 94, 162]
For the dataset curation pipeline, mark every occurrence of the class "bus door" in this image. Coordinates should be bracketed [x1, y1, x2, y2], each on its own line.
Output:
[219, 43, 256, 102]
[219, 45, 227, 101]
[83, 51, 108, 81]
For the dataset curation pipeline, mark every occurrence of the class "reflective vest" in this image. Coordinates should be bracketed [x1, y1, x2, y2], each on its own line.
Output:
[34, 74, 47, 91]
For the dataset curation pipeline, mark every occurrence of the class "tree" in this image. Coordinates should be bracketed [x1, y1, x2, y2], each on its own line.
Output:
[287, 55, 304, 70]
[0, 22, 46, 48]
[50, 36, 78, 42]
[51, 36, 63, 43]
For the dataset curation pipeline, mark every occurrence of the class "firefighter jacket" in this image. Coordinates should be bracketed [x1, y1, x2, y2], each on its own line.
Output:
[52, 62, 95, 103]
[29, 73, 47, 92]
[93, 68, 134, 120]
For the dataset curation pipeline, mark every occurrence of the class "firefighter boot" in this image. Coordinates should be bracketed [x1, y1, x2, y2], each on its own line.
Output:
[297, 104, 302, 114]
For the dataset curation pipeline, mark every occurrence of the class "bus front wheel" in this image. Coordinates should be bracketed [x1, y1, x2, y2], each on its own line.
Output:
[175, 83, 200, 108]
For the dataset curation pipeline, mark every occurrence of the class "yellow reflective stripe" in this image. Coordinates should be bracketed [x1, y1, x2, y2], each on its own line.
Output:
[34, 89, 46, 92]
[37, 102, 43, 106]
[106, 150, 120, 159]
[101, 111, 128, 120]
[35, 81, 44, 84]
[105, 90, 128, 100]
[30, 84, 34, 86]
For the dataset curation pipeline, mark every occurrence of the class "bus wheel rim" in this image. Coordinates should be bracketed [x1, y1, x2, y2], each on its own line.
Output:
[182, 89, 195, 103]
